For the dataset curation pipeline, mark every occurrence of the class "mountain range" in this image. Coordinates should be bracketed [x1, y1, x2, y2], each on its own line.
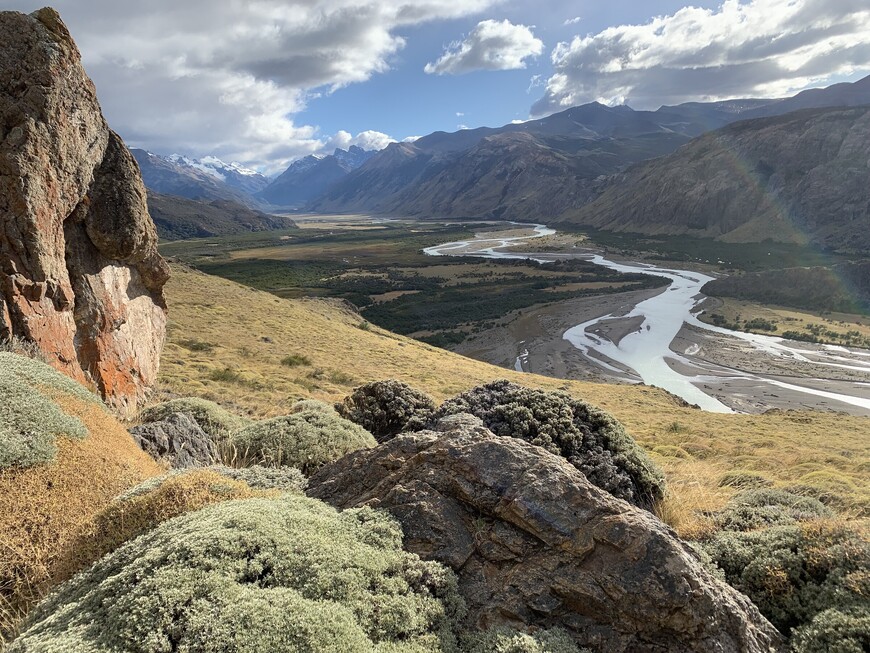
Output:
[135, 75, 870, 250]
[131, 149, 268, 207]
[132, 146, 376, 210]
[146, 192, 296, 241]
[310, 75, 870, 233]
[258, 145, 376, 207]
[561, 105, 870, 253]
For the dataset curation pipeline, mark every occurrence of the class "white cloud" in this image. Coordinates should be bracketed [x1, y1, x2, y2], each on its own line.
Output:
[563, 17, 582, 26]
[5, 0, 496, 170]
[533, 0, 870, 115]
[456, 111, 465, 117]
[324, 129, 395, 152]
[424, 19, 543, 75]
[402, 135, 422, 142]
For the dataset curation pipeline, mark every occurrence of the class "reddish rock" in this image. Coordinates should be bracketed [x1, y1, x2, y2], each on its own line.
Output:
[0, 8, 168, 415]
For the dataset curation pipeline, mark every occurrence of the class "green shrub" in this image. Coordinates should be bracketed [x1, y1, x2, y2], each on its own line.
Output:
[208, 465, 306, 492]
[790, 606, 870, 653]
[0, 353, 100, 469]
[337, 380, 436, 443]
[425, 380, 665, 510]
[714, 488, 832, 532]
[717, 470, 773, 489]
[281, 353, 311, 367]
[461, 628, 588, 653]
[703, 522, 869, 636]
[229, 409, 376, 474]
[10, 496, 465, 653]
[139, 397, 251, 440]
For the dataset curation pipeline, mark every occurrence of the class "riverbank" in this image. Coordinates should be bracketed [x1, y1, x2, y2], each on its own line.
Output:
[427, 224, 870, 416]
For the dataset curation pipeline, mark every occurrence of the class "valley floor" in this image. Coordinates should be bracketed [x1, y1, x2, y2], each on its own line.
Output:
[455, 288, 870, 416]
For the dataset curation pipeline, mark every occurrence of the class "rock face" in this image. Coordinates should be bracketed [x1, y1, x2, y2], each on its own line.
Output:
[308, 415, 785, 653]
[129, 413, 218, 468]
[0, 8, 169, 415]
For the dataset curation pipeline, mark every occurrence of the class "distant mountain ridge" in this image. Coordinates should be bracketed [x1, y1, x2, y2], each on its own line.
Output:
[309, 75, 870, 227]
[560, 105, 870, 253]
[258, 145, 376, 207]
[131, 149, 266, 207]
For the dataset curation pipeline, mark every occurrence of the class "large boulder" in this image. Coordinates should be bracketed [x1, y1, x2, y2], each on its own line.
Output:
[308, 415, 785, 653]
[0, 8, 169, 415]
[129, 412, 219, 468]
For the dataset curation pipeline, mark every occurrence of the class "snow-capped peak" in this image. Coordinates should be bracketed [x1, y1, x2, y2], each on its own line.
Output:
[165, 153, 266, 183]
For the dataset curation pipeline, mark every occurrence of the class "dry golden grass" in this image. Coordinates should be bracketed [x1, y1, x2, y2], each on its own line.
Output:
[51, 469, 273, 587]
[0, 392, 160, 642]
[159, 264, 870, 536]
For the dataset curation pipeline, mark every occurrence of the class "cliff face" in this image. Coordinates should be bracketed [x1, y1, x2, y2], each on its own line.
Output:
[0, 8, 169, 415]
[562, 106, 870, 254]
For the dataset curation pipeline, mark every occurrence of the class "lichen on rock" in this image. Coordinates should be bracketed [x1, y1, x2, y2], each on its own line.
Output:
[0, 8, 169, 416]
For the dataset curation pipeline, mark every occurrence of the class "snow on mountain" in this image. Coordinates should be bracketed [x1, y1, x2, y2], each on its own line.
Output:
[258, 146, 377, 207]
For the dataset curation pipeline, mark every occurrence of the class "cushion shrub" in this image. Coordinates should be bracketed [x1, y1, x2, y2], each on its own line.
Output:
[461, 628, 588, 653]
[703, 521, 869, 637]
[424, 380, 665, 510]
[52, 469, 270, 585]
[10, 496, 465, 653]
[0, 352, 100, 469]
[790, 606, 870, 653]
[337, 380, 436, 442]
[713, 488, 832, 532]
[229, 408, 376, 473]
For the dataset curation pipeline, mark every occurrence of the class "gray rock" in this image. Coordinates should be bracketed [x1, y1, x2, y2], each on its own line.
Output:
[308, 416, 785, 653]
[130, 413, 218, 468]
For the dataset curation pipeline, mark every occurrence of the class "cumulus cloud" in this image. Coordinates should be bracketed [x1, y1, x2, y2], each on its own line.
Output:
[324, 129, 395, 152]
[533, 0, 870, 115]
[424, 19, 543, 75]
[5, 0, 495, 170]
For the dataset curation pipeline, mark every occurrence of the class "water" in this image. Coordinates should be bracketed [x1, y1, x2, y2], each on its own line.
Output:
[425, 223, 870, 413]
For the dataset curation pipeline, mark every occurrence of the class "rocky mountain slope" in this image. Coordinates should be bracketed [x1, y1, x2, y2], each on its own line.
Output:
[309, 77, 870, 222]
[146, 192, 296, 241]
[131, 149, 266, 207]
[258, 145, 376, 207]
[0, 8, 169, 414]
[562, 105, 870, 253]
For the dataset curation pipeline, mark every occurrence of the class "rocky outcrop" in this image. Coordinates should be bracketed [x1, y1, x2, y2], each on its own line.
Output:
[0, 8, 169, 415]
[130, 413, 218, 468]
[308, 415, 785, 653]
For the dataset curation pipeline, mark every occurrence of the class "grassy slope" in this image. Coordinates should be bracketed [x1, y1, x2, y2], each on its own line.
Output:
[160, 265, 870, 536]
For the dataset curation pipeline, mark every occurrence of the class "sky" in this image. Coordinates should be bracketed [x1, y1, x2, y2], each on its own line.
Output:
[7, 0, 870, 174]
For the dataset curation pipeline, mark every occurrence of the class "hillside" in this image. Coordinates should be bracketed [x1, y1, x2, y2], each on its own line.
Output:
[147, 192, 296, 241]
[158, 264, 870, 532]
[309, 77, 870, 222]
[561, 106, 870, 253]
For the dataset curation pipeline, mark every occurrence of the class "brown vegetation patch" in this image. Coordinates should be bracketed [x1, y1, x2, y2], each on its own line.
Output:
[0, 394, 160, 642]
[52, 469, 273, 586]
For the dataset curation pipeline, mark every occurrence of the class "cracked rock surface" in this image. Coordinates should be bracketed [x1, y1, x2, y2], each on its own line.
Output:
[309, 415, 785, 653]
